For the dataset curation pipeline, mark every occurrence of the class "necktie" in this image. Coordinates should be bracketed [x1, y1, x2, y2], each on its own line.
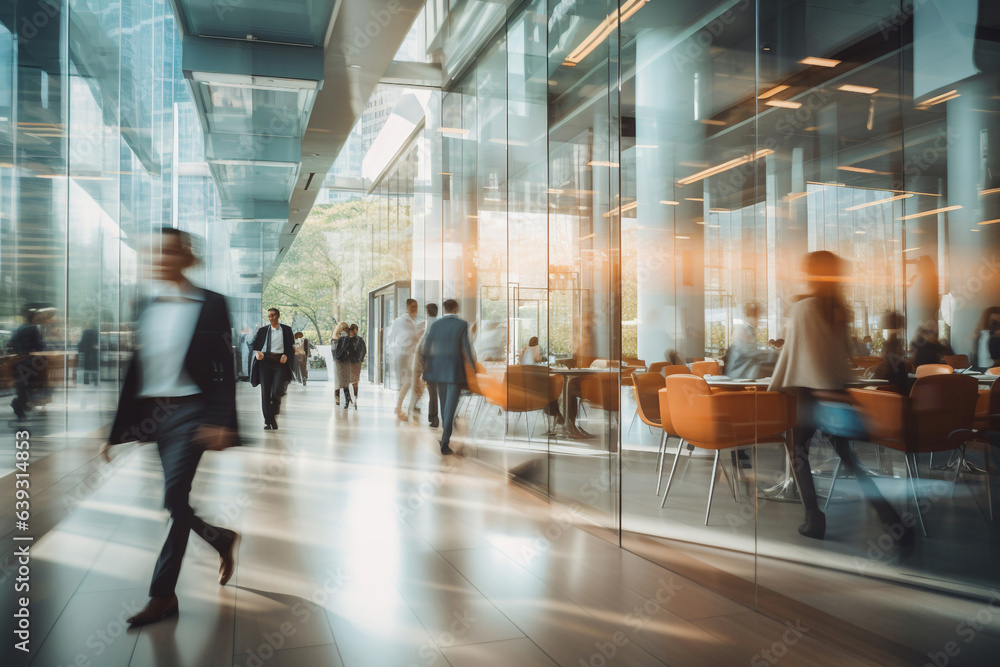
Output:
[266, 327, 271, 353]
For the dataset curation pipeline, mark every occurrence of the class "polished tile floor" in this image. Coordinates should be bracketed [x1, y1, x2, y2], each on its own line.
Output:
[0, 381, 933, 666]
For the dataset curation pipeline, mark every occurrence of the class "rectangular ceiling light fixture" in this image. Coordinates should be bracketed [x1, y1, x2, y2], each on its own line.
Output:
[437, 127, 469, 135]
[191, 72, 318, 91]
[844, 193, 912, 211]
[588, 160, 620, 167]
[677, 148, 774, 185]
[766, 99, 802, 109]
[660, 200, 679, 205]
[758, 85, 790, 99]
[898, 205, 962, 220]
[838, 84, 879, 94]
[603, 201, 638, 218]
[916, 90, 959, 109]
[565, 0, 649, 65]
[837, 165, 892, 176]
[800, 57, 841, 67]
[978, 218, 1000, 226]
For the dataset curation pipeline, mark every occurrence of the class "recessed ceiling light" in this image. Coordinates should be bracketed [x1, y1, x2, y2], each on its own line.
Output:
[758, 85, 790, 99]
[766, 99, 802, 109]
[838, 84, 879, 94]
[348, 64, 362, 69]
[800, 57, 841, 67]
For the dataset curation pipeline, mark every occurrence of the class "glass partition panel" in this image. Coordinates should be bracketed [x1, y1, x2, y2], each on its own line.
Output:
[619, 0, 759, 605]
[546, 0, 620, 531]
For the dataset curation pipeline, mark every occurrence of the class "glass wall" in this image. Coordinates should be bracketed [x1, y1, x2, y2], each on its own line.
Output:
[368, 0, 1000, 658]
[0, 0, 258, 473]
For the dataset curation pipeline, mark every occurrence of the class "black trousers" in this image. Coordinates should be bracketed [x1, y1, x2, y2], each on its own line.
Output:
[426, 381, 440, 423]
[148, 400, 229, 598]
[258, 359, 286, 426]
[440, 382, 462, 449]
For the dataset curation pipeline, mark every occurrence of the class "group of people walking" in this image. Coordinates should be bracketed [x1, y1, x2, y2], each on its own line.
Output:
[388, 298, 475, 455]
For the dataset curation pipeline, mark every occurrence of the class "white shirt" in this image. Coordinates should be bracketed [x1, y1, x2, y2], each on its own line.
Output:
[389, 314, 420, 356]
[265, 325, 285, 355]
[137, 281, 203, 398]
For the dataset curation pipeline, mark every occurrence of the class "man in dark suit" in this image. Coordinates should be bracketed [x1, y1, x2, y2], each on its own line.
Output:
[100, 227, 239, 626]
[250, 308, 294, 430]
[420, 299, 476, 455]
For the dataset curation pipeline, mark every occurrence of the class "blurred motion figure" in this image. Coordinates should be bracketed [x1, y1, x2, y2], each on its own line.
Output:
[101, 227, 239, 626]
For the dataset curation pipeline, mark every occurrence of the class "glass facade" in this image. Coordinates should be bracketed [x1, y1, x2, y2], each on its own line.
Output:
[1, 0, 259, 472]
[362, 0, 1000, 651]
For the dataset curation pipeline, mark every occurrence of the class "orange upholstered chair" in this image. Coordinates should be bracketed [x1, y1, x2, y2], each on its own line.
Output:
[915, 363, 953, 378]
[659, 375, 794, 524]
[847, 374, 979, 535]
[690, 360, 721, 377]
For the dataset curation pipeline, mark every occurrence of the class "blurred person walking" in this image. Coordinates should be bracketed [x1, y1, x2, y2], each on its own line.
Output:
[251, 308, 294, 430]
[388, 298, 421, 421]
[420, 299, 476, 455]
[346, 323, 366, 408]
[333, 322, 354, 409]
[409, 303, 440, 426]
[296, 331, 311, 386]
[100, 227, 239, 626]
[770, 251, 910, 548]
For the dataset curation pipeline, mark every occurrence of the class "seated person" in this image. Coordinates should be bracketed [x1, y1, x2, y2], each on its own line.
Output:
[910, 326, 945, 368]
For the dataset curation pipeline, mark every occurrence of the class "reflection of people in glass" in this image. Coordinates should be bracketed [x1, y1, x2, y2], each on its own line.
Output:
[388, 298, 420, 421]
[239, 325, 252, 380]
[520, 335, 563, 430]
[870, 311, 908, 394]
[770, 252, 908, 545]
[973, 306, 1000, 369]
[78, 323, 99, 386]
[723, 302, 773, 379]
[910, 326, 945, 369]
[8, 303, 53, 419]
[100, 227, 239, 626]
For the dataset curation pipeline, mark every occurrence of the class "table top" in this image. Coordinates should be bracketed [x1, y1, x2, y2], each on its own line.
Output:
[705, 377, 889, 388]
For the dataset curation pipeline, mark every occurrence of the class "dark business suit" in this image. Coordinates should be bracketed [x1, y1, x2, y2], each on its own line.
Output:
[9, 323, 44, 418]
[108, 288, 239, 598]
[420, 314, 476, 451]
[250, 323, 294, 427]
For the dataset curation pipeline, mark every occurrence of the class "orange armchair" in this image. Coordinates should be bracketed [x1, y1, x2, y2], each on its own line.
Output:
[690, 360, 721, 377]
[479, 365, 563, 441]
[847, 374, 979, 535]
[659, 375, 794, 524]
[914, 363, 953, 378]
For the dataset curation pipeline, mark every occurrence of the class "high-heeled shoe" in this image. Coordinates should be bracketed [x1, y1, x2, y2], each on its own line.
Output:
[798, 512, 826, 540]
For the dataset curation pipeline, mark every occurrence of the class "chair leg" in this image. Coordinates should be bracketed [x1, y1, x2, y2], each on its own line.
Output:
[655, 433, 668, 494]
[705, 451, 720, 526]
[660, 438, 685, 508]
[904, 453, 928, 537]
[952, 447, 966, 498]
[824, 458, 842, 510]
[985, 442, 994, 522]
[628, 407, 639, 436]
